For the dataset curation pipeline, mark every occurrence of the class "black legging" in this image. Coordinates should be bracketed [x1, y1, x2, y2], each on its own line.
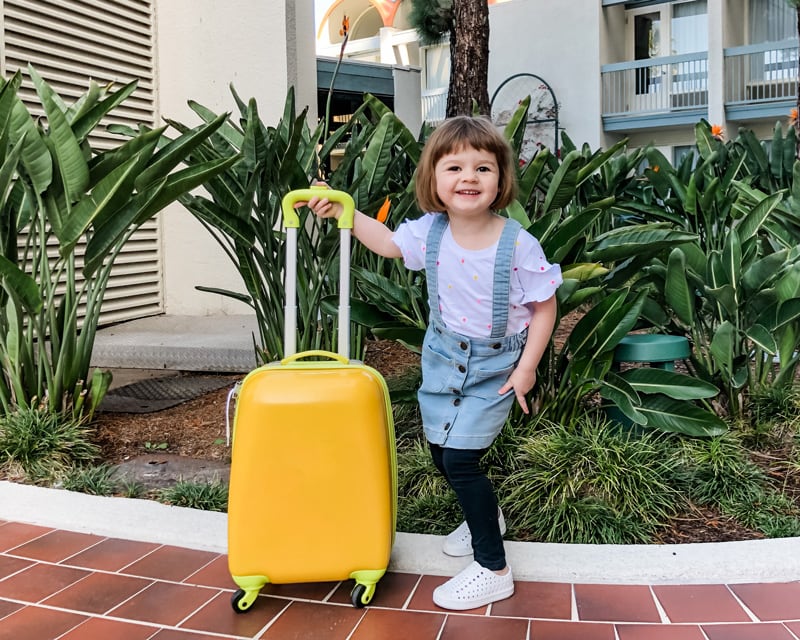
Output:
[429, 443, 506, 571]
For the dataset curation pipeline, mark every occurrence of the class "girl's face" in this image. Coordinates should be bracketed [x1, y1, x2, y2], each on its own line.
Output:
[433, 145, 500, 219]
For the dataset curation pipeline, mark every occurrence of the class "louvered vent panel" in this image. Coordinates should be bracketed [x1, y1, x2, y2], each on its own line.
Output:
[3, 0, 162, 325]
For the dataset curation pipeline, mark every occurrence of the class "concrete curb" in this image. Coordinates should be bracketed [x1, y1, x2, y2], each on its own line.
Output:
[2, 481, 798, 585]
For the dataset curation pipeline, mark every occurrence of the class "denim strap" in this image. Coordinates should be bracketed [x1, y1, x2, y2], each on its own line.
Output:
[425, 214, 449, 326]
[490, 218, 522, 338]
[425, 215, 522, 338]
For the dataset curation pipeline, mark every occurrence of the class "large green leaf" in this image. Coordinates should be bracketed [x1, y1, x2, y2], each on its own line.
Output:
[695, 121, 717, 161]
[504, 200, 532, 228]
[736, 191, 784, 240]
[745, 323, 777, 355]
[721, 228, 741, 292]
[517, 146, 549, 208]
[710, 321, 736, 375]
[567, 290, 645, 361]
[541, 149, 580, 213]
[544, 205, 606, 264]
[665, 248, 694, 325]
[599, 372, 647, 425]
[57, 153, 141, 254]
[704, 283, 738, 319]
[502, 95, 531, 154]
[587, 224, 697, 262]
[0, 254, 42, 312]
[742, 249, 789, 295]
[638, 395, 728, 436]
[359, 112, 396, 199]
[620, 367, 718, 400]
[29, 65, 89, 202]
[10, 98, 51, 194]
[774, 262, 800, 302]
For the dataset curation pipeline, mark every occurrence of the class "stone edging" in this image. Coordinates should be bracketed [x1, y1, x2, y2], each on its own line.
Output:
[1, 481, 798, 585]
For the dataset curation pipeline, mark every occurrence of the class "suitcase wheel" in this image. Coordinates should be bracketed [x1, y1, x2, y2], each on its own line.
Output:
[350, 582, 375, 608]
[231, 588, 258, 613]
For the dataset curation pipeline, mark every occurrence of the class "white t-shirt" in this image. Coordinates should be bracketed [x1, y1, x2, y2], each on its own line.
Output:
[392, 213, 562, 338]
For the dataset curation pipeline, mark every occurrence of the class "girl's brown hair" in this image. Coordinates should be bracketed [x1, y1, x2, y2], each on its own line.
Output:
[414, 115, 518, 213]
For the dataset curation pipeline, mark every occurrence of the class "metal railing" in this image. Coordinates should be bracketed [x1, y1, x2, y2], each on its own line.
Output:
[601, 52, 709, 117]
[725, 39, 798, 105]
[422, 88, 447, 126]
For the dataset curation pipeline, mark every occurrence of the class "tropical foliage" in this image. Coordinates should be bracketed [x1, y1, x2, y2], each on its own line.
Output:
[0, 66, 237, 420]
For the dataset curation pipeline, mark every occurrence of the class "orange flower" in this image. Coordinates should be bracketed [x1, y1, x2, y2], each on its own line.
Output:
[711, 124, 724, 140]
[790, 108, 798, 125]
[376, 196, 390, 224]
[652, 165, 660, 173]
[339, 15, 350, 38]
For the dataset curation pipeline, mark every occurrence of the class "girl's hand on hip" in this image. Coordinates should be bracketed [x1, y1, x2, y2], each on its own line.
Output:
[498, 366, 536, 414]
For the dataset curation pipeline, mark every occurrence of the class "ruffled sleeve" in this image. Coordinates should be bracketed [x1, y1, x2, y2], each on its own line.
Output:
[391, 213, 439, 271]
[514, 231, 563, 304]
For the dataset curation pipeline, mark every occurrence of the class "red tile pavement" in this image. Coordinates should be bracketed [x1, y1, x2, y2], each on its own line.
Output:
[1, 519, 799, 640]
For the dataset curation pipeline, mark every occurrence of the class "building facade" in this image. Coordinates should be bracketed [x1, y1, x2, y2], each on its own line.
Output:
[1, 0, 317, 321]
[2, 0, 795, 323]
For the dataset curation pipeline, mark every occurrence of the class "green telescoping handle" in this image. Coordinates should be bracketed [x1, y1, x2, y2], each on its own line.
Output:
[280, 187, 356, 359]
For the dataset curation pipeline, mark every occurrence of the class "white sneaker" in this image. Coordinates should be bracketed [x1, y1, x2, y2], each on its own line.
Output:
[442, 510, 506, 557]
[433, 561, 514, 610]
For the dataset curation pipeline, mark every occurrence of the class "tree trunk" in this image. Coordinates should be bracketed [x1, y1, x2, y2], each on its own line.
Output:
[446, 0, 490, 117]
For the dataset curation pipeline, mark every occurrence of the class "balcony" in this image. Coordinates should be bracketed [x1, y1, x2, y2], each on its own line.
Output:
[601, 52, 709, 131]
[601, 40, 799, 132]
[724, 39, 798, 122]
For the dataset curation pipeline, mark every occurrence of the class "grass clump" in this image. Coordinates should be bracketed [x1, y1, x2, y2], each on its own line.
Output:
[678, 432, 800, 538]
[0, 406, 99, 482]
[503, 417, 685, 544]
[62, 465, 117, 496]
[158, 480, 228, 512]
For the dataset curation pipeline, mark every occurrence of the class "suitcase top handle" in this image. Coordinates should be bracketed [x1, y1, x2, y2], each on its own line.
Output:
[281, 186, 355, 229]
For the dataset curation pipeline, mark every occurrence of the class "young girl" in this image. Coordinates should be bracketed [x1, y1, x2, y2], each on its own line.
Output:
[302, 115, 561, 611]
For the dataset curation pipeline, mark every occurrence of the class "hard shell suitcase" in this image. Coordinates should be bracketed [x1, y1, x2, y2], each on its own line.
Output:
[227, 187, 397, 613]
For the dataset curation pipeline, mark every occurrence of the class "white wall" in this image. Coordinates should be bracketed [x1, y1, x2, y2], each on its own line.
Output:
[155, 0, 316, 316]
[488, 0, 604, 151]
[393, 65, 423, 135]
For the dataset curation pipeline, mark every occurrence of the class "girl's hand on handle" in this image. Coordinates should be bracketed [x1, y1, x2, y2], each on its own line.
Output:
[292, 183, 402, 259]
[295, 196, 343, 220]
[293, 182, 343, 220]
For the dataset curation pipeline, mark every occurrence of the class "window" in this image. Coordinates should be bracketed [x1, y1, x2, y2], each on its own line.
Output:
[626, 1, 708, 104]
[749, 0, 795, 43]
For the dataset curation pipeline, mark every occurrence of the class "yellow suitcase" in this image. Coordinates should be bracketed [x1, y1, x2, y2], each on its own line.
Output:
[227, 188, 397, 613]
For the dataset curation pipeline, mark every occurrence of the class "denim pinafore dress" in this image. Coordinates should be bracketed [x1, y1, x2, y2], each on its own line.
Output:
[418, 215, 527, 450]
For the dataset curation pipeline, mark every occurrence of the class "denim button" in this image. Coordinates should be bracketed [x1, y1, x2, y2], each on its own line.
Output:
[453, 398, 461, 406]
[451, 388, 460, 395]
[491, 342, 502, 349]
[459, 342, 467, 350]
[443, 422, 450, 430]
[457, 364, 466, 373]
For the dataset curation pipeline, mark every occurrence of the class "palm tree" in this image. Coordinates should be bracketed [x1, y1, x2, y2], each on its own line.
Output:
[409, 0, 490, 117]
